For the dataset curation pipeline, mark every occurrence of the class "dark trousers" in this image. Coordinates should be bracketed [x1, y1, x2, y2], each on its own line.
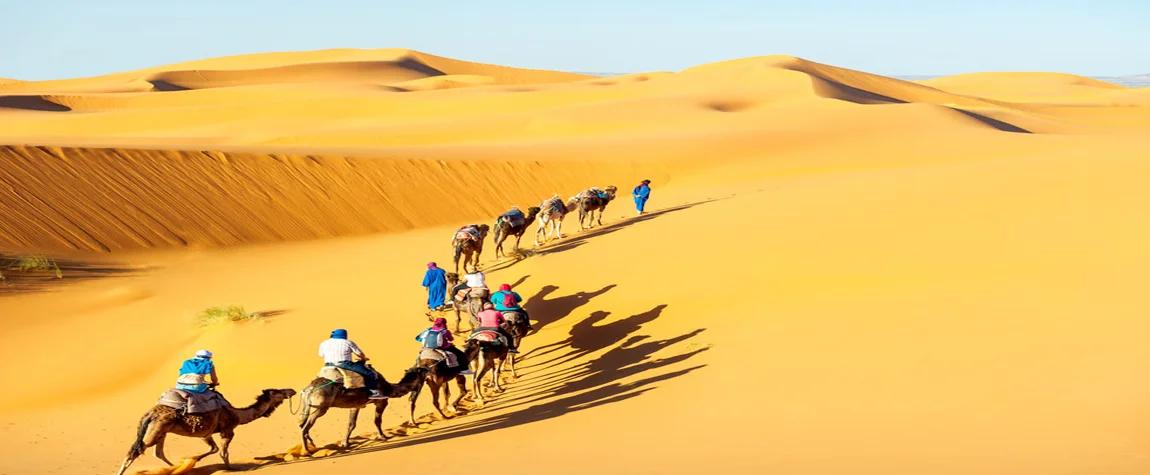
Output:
[330, 361, 378, 389]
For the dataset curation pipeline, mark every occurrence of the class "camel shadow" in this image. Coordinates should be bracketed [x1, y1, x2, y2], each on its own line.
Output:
[535, 199, 720, 257]
[523, 284, 616, 333]
[272, 304, 707, 468]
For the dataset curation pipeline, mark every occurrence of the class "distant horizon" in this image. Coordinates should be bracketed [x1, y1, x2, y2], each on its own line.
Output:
[2, 1, 1146, 81]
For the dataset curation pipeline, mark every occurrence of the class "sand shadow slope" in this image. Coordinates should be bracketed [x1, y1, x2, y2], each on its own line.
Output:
[949, 108, 1032, 133]
[0, 255, 144, 295]
[0, 95, 71, 111]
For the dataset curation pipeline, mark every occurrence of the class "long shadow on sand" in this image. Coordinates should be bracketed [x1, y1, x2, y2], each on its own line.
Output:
[0, 256, 146, 295]
[478, 198, 720, 275]
[261, 304, 708, 470]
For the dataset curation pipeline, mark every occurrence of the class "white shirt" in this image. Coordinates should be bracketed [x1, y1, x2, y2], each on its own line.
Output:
[464, 272, 486, 288]
[318, 338, 364, 364]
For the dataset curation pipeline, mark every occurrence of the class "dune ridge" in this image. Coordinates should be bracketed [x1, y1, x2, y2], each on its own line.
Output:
[0, 145, 664, 252]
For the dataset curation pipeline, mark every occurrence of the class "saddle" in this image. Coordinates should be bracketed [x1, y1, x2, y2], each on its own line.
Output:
[454, 225, 482, 243]
[316, 366, 366, 389]
[157, 388, 231, 414]
[542, 198, 564, 215]
[456, 286, 489, 302]
[499, 209, 526, 228]
[469, 329, 507, 347]
[418, 348, 460, 368]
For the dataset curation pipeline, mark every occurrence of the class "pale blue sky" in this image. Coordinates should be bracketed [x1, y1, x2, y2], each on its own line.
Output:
[2, 0, 1145, 80]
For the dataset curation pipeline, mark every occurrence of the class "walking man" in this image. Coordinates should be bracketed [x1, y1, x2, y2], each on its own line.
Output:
[632, 179, 652, 216]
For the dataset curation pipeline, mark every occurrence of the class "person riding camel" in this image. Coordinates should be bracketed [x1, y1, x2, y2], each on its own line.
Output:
[176, 349, 220, 393]
[318, 329, 386, 399]
[472, 302, 519, 354]
[450, 266, 487, 308]
[491, 283, 532, 330]
[415, 317, 473, 374]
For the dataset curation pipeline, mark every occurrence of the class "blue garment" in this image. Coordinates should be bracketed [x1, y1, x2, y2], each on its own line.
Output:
[633, 184, 651, 212]
[327, 361, 378, 389]
[176, 357, 213, 393]
[422, 267, 447, 309]
[491, 290, 523, 311]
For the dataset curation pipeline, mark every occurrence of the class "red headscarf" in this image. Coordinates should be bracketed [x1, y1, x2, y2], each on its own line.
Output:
[427, 262, 438, 269]
[500, 284, 512, 291]
[432, 318, 448, 330]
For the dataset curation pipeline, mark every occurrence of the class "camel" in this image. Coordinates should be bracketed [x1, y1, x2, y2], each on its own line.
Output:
[408, 349, 471, 425]
[574, 186, 618, 230]
[493, 206, 541, 258]
[534, 195, 570, 247]
[446, 271, 489, 333]
[463, 334, 509, 404]
[116, 388, 296, 475]
[500, 310, 531, 378]
[298, 365, 427, 454]
[452, 224, 490, 274]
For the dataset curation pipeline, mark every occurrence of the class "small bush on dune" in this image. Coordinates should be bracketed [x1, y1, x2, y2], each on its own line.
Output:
[197, 305, 262, 326]
[3, 255, 62, 278]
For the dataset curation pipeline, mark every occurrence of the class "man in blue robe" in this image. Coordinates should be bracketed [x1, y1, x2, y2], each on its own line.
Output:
[422, 262, 448, 311]
[632, 179, 652, 216]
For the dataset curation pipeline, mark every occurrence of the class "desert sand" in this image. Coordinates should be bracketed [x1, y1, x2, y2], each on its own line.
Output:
[2, 48, 1150, 475]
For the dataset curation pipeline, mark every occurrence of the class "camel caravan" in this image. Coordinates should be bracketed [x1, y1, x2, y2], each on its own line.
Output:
[115, 184, 626, 474]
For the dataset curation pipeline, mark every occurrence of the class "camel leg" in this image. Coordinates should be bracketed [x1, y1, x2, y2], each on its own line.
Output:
[300, 406, 327, 454]
[441, 379, 454, 414]
[453, 374, 468, 407]
[408, 379, 423, 426]
[454, 308, 462, 333]
[117, 413, 164, 475]
[373, 401, 388, 440]
[344, 407, 360, 448]
[195, 435, 220, 461]
[493, 356, 505, 392]
[431, 381, 448, 419]
[556, 219, 564, 239]
[473, 357, 487, 404]
[153, 434, 173, 466]
[514, 232, 523, 253]
[219, 429, 234, 469]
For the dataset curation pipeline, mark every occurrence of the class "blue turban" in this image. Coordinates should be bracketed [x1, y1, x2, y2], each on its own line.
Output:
[331, 329, 347, 339]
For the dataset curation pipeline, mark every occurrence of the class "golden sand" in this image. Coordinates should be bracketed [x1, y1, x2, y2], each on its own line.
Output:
[1, 49, 1149, 475]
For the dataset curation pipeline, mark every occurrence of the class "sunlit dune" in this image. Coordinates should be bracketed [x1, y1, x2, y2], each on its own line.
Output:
[2, 48, 1150, 475]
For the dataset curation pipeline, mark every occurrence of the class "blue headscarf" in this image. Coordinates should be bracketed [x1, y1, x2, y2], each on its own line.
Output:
[331, 329, 347, 339]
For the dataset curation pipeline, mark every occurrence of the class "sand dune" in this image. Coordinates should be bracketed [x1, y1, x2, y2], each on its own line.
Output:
[2, 49, 1150, 475]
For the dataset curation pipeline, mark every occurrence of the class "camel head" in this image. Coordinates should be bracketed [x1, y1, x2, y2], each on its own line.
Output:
[477, 223, 490, 238]
[256, 388, 297, 418]
[525, 206, 541, 219]
[604, 185, 617, 198]
[445, 271, 459, 286]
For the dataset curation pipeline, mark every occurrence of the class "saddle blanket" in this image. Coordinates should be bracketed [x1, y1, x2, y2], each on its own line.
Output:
[469, 330, 506, 346]
[419, 348, 460, 367]
[500, 209, 526, 228]
[317, 366, 366, 389]
[157, 388, 230, 414]
[456, 287, 489, 301]
[455, 226, 481, 242]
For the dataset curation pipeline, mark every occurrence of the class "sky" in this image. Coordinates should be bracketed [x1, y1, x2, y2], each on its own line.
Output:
[1, 0, 1146, 81]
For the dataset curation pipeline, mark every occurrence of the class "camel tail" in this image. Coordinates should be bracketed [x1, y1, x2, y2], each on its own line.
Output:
[129, 412, 152, 458]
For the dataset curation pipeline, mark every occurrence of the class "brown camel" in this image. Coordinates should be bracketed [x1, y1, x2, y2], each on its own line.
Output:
[298, 365, 427, 454]
[534, 195, 570, 246]
[116, 388, 296, 475]
[408, 349, 471, 425]
[452, 224, 490, 274]
[500, 310, 531, 378]
[446, 271, 489, 333]
[493, 206, 541, 258]
[575, 186, 618, 230]
[463, 335, 509, 404]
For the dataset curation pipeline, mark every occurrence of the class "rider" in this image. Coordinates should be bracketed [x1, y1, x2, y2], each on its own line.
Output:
[415, 317, 473, 374]
[472, 302, 519, 354]
[176, 349, 220, 393]
[450, 266, 487, 308]
[319, 329, 385, 399]
[491, 283, 532, 330]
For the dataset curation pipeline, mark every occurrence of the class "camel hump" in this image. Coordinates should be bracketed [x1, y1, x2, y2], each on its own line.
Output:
[317, 366, 365, 389]
[157, 388, 230, 414]
[468, 330, 502, 343]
